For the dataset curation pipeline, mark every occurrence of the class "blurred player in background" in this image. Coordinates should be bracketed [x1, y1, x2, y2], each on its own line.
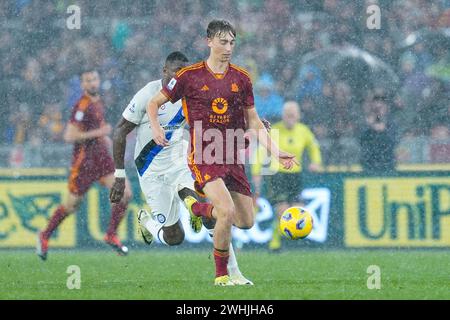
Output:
[147, 20, 297, 285]
[252, 101, 322, 252]
[37, 69, 132, 260]
[109, 51, 253, 285]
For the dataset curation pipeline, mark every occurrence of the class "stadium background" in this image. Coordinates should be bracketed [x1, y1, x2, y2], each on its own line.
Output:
[0, 0, 449, 250]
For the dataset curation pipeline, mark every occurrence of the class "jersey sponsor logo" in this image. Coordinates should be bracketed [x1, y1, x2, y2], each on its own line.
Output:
[209, 114, 231, 124]
[201, 84, 209, 91]
[156, 214, 166, 224]
[167, 78, 177, 90]
[128, 103, 136, 113]
[210, 97, 230, 124]
[211, 97, 228, 115]
[75, 111, 84, 121]
[231, 83, 239, 92]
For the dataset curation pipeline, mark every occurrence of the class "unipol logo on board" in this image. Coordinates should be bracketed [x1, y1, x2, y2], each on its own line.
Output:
[344, 177, 450, 247]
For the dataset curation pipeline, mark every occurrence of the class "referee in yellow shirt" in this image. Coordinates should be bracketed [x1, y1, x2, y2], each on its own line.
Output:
[251, 101, 322, 251]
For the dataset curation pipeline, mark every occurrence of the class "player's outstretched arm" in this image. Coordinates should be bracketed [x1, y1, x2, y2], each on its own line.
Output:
[245, 107, 299, 170]
[146, 92, 170, 146]
[64, 122, 112, 143]
[110, 118, 136, 203]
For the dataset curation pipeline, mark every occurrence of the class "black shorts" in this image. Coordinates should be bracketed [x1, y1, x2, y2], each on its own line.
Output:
[265, 172, 302, 205]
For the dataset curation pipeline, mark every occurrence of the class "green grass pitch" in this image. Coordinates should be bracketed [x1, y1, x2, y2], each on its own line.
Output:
[0, 249, 448, 299]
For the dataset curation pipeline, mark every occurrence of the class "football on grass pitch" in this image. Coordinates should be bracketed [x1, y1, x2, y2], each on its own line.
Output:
[280, 207, 313, 240]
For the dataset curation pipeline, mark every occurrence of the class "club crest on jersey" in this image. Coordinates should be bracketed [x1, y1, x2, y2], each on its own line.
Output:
[231, 83, 239, 92]
[156, 214, 166, 224]
[167, 78, 177, 90]
[75, 111, 84, 121]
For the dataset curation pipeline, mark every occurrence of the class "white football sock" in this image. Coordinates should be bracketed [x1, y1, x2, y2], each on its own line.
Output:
[228, 242, 242, 276]
[207, 228, 242, 276]
[144, 218, 168, 245]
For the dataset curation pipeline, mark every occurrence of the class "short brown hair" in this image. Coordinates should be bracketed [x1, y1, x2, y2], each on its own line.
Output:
[207, 19, 236, 39]
[79, 68, 98, 78]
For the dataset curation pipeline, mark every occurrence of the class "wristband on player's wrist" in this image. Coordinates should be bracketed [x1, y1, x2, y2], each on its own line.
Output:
[114, 169, 126, 178]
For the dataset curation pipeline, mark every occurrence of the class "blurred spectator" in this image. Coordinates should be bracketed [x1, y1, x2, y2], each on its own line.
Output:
[20, 57, 44, 111]
[410, 43, 433, 72]
[425, 47, 450, 82]
[254, 73, 284, 122]
[331, 82, 360, 138]
[111, 21, 132, 53]
[395, 131, 428, 164]
[359, 94, 397, 172]
[6, 103, 31, 145]
[38, 101, 64, 142]
[429, 121, 450, 163]
[395, 51, 430, 136]
[9, 144, 24, 168]
[308, 82, 334, 139]
[298, 97, 316, 127]
[297, 64, 323, 102]
[24, 129, 44, 167]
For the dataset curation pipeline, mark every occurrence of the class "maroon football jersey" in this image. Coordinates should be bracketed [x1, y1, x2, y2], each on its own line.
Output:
[161, 61, 255, 165]
[69, 94, 107, 155]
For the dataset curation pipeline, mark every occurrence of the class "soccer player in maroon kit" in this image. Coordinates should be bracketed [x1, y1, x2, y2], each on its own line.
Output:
[147, 20, 298, 285]
[37, 69, 133, 260]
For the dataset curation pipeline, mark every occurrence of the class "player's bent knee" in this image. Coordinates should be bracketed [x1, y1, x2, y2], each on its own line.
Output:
[215, 205, 235, 225]
[243, 219, 255, 229]
[235, 216, 255, 229]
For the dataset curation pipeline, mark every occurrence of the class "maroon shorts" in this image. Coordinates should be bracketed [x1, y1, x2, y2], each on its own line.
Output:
[189, 163, 252, 197]
[68, 145, 115, 196]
